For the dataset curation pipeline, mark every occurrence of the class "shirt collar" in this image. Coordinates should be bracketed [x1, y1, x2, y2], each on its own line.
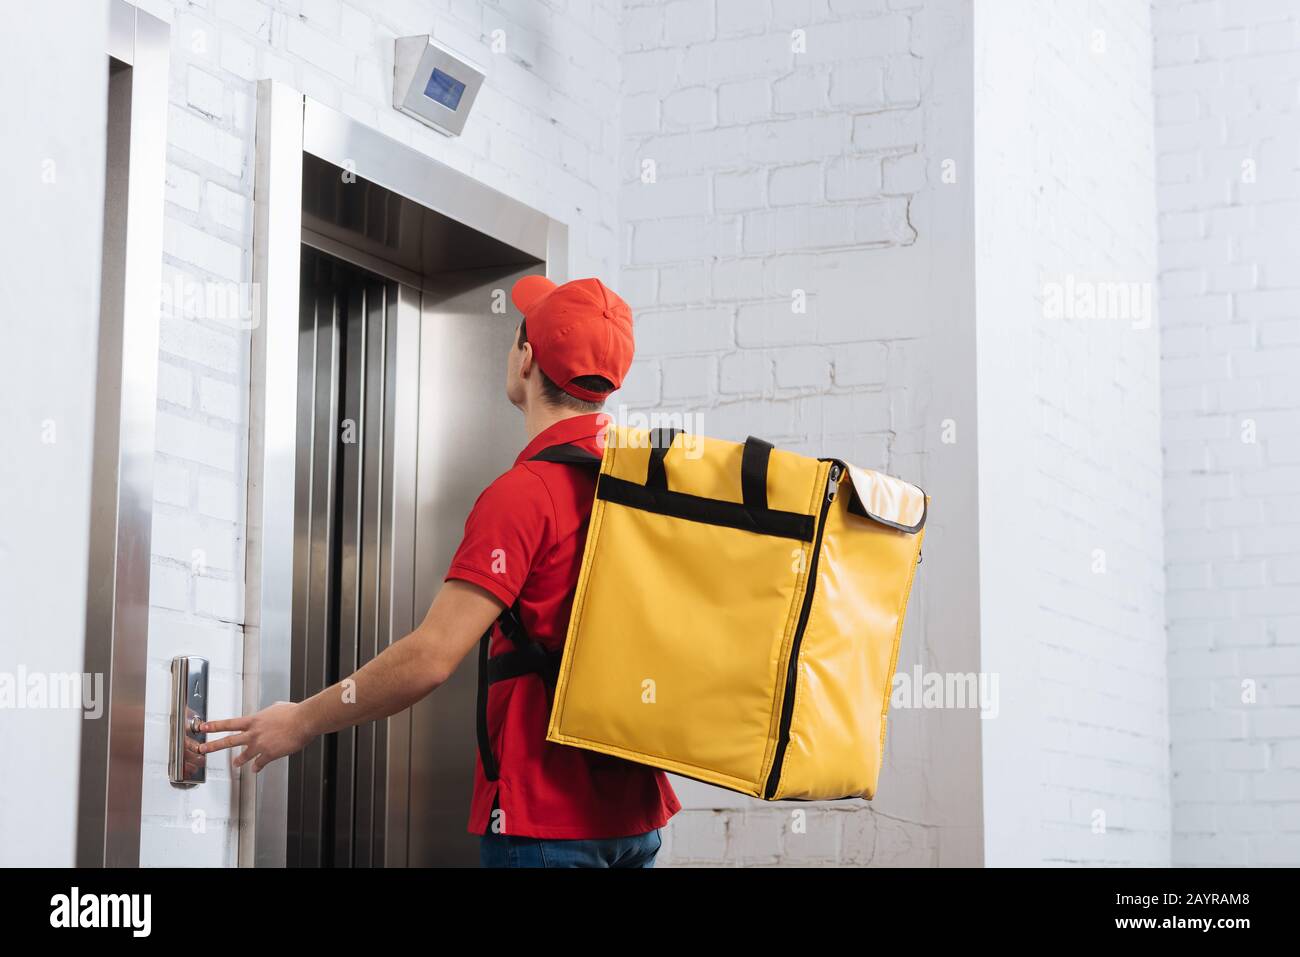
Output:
[515, 412, 612, 466]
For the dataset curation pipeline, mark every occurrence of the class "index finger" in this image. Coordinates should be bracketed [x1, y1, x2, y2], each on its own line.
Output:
[200, 732, 249, 755]
[202, 717, 251, 734]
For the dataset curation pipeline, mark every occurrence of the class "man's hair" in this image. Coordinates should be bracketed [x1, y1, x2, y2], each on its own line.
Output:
[516, 320, 614, 412]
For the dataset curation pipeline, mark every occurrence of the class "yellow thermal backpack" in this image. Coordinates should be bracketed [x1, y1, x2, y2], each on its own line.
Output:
[474, 426, 927, 802]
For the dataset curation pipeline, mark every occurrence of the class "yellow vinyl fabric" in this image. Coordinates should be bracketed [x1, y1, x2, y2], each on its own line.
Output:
[545, 427, 926, 801]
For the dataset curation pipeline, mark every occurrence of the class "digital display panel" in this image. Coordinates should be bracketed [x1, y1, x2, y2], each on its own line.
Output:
[423, 68, 466, 111]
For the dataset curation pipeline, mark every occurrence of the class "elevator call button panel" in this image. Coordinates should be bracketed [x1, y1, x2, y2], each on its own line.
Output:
[168, 655, 208, 786]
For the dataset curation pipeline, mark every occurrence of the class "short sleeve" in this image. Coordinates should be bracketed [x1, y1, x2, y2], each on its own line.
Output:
[445, 467, 553, 608]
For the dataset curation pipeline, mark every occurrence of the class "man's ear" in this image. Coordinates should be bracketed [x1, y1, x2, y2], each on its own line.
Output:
[517, 340, 535, 378]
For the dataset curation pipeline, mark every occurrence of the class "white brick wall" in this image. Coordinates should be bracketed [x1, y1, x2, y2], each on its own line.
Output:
[975, 0, 1168, 865]
[1154, 0, 1300, 866]
[130, 0, 624, 866]
[618, 0, 984, 866]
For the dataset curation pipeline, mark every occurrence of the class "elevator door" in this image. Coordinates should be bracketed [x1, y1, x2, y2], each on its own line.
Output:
[290, 245, 526, 866]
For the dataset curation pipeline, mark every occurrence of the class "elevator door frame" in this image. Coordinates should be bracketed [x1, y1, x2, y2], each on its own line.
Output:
[244, 83, 569, 867]
[77, 0, 169, 868]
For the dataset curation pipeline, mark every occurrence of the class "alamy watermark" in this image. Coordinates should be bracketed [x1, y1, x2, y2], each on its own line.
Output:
[891, 666, 999, 719]
[160, 274, 259, 330]
[0, 666, 104, 718]
[1042, 275, 1153, 330]
[50, 887, 150, 937]
[596, 406, 708, 459]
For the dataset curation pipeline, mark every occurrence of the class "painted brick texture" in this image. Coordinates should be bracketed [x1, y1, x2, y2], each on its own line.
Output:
[1154, 0, 1300, 867]
[974, 0, 1168, 866]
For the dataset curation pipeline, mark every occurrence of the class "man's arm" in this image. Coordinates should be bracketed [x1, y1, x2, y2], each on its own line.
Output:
[200, 579, 503, 772]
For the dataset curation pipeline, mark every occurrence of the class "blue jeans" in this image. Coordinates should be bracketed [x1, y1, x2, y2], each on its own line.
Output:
[480, 828, 663, 868]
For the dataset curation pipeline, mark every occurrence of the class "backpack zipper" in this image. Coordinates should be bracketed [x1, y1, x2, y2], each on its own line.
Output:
[763, 461, 841, 800]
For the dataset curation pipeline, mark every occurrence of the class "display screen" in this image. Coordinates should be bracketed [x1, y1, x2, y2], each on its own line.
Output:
[423, 68, 466, 111]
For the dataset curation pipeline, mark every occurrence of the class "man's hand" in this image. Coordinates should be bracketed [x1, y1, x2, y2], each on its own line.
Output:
[196, 579, 503, 774]
[200, 701, 312, 773]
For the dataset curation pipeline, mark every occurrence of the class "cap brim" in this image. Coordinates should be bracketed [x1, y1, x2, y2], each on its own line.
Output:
[511, 274, 558, 316]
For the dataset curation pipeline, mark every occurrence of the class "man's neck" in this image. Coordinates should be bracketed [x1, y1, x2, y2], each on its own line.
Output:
[523, 403, 586, 443]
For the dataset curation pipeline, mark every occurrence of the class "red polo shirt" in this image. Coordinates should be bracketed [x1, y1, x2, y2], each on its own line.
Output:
[445, 412, 681, 839]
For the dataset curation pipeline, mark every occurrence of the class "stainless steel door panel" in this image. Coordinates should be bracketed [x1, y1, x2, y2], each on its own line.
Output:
[407, 265, 532, 867]
[291, 252, 342, 868]
[377, 283, 422, 867]
[353, 279, 398, 867]
[290, 249, 542, 866]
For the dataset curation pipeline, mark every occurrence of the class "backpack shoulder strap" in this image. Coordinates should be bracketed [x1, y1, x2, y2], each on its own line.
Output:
[527, 442, 602, 467]
[476, 601, 564, 783]
[474, 441, 601, 782]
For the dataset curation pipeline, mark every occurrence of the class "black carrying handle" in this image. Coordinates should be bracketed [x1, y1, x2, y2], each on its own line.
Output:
[740, 435, 773, 510]
[644, 429, 774, 511]
[644, 427, 682, 490]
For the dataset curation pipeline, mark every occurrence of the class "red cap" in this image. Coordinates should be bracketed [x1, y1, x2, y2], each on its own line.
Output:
[511, 275, 635, 402]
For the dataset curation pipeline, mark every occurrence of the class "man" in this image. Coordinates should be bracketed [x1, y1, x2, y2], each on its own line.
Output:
[201, 275, 680, 867]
